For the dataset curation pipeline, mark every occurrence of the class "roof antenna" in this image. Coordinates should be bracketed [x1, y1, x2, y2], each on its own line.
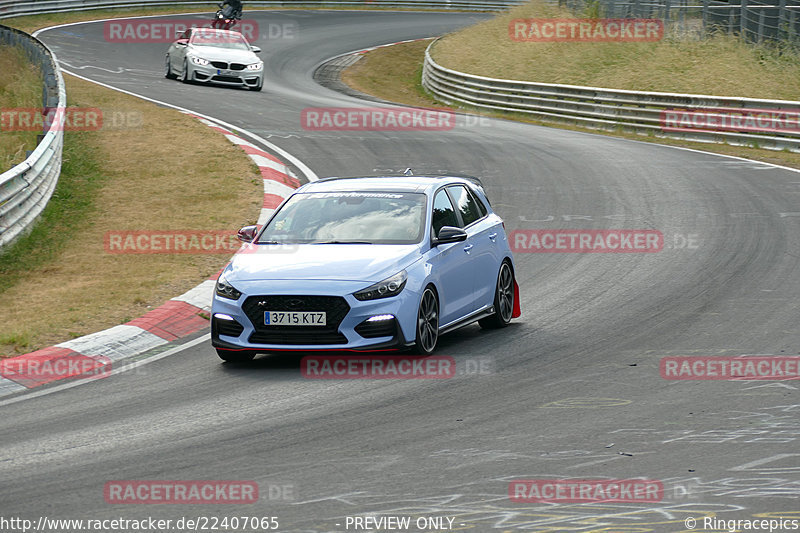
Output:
[403, 168, 413, 176]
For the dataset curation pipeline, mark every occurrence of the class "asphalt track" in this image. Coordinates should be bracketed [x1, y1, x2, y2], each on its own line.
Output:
[2, 9, 799, 533]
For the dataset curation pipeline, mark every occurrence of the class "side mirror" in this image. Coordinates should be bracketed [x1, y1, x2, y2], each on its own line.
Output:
[237, 225, 259, 243]
[251, 46, 261, 53]
[434, 226, 467, 245]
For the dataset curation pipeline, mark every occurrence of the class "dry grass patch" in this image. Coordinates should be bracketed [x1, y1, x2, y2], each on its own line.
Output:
[0, 74, 261, 357]
[432, 0, 800, 100]
[0, 44, 43, 170]
[342, 38, 800, 170]
[342, 38, 436, 108]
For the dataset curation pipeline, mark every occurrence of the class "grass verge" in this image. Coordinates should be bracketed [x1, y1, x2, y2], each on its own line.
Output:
[0, 44, 43, 170]
[434, 0, 800, 100]
[0, 74, 261, 357]
[342, 39, 800, 170]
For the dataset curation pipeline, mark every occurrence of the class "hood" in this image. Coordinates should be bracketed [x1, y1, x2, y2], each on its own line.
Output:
[188, 46, 258, 64]
[226, 244, 421, 283]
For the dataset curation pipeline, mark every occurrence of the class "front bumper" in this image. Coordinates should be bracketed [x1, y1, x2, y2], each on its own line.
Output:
[189, 63, 262, 88]
[211, 280, 419, 353]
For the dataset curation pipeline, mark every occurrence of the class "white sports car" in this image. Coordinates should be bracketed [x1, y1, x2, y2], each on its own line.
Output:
[165, 27, 263, 91]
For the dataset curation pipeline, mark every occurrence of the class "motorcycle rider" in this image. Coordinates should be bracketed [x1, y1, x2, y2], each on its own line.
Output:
[219, 0, 242, 20]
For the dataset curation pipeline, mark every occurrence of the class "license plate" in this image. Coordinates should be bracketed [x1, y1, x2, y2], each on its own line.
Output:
[217, 69, 235, 76]
[264, 311, 326, 326]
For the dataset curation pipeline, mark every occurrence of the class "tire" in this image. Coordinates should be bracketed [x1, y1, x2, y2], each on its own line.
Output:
[216, 349, 255, 363]
[413, 286, 439, 355]
[181, 59, 191, 84]
[164, 55, 177, 79]
[479, 261, 514, 329]
[251, 80, 263, 92]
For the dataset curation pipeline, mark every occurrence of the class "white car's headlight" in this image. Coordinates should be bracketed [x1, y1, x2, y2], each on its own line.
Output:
[354, 271, 407, 301]
[192, 57, 209, 66]
[246, 62, 263, 71]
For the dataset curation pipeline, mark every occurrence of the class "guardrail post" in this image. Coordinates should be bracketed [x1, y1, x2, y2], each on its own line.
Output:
[777, 0, 787, 40]
[740, 0, 749, 39]
[702, 0, 709, 33]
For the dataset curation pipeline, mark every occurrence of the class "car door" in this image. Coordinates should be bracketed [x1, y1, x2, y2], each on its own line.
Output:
[446, 184, 500, 312]
[171, 29, 191, 72]
[429, 188, 477, 326]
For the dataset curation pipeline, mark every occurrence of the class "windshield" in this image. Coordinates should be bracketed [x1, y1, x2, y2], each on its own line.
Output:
[258, 191, 427, 245]
[191, 31, 250, 50]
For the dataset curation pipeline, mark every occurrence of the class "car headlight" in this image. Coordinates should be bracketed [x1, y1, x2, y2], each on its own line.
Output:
[192, 57, 209, 66]
[215, 275, 242, 300]
[354, 271, 407, 301]
[246, 62, 262, 71]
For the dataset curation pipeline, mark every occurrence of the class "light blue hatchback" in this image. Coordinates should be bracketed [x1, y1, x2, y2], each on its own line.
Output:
[211, 174, 519, 361]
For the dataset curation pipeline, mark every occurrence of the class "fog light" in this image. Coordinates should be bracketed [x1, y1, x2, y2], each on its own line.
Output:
[367, 314, 395, 322]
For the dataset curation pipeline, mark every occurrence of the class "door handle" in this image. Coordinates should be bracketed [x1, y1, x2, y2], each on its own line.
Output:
[489, 232, 497, 241]
[463, 244, 474, 253]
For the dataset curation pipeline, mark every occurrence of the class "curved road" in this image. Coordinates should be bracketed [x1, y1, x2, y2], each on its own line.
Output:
[2, 10, 799, 532]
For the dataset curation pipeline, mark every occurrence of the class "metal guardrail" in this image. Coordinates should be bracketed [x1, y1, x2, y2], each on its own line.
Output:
[422, 40, 800, 152]
[0, 0, 526, 19]
[0, 25, 65, 249]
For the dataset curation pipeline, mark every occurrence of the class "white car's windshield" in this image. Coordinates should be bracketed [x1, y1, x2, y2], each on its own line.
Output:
[259, 191, 427, 244]
[190, 31, 250, 50]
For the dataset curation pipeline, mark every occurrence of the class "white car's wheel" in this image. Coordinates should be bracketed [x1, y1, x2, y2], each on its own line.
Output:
[181, 59, 191, 84]
[164, 55, 177, 79]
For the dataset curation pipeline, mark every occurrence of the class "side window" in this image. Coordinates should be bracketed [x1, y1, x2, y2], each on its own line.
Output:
[432, 189, 458, 236]
[181, 29, 192, 40]
[448, 185, 483, 227]
[471, 188, 488, 218]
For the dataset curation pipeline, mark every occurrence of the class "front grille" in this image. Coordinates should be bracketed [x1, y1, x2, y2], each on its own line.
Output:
[355, 318, 397, 339]
[212, 316, 244, 338]
[243, 295, 350, 346]
[210, 61, 228, 69]
[211, 75, 243, 83]
[230, 63, 246, 71]
[249, 330, 347, 345]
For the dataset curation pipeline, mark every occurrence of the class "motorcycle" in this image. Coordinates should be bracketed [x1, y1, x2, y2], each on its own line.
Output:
[211, 3, 240, 30]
